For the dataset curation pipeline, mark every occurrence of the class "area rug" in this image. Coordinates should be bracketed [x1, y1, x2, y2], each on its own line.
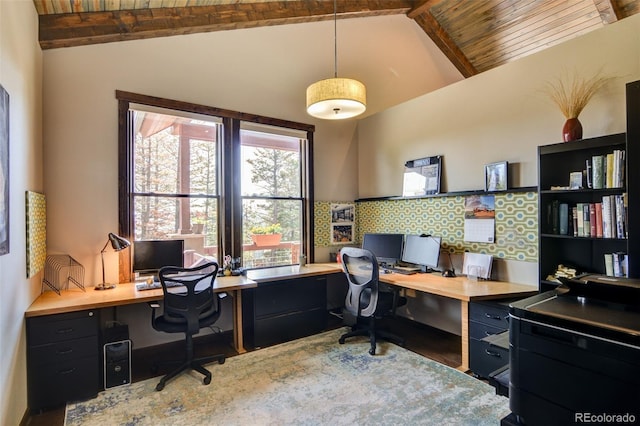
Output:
[65, 328, 509, 425]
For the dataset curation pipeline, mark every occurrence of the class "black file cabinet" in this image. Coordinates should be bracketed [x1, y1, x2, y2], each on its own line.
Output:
[242, 275, 328, 349]
[469, 300, 511, 378]
[26, 310, 101, 410]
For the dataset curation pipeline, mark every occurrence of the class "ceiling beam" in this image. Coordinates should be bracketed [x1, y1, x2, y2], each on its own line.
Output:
[38, 0, 413, 49]
[411, 9, 477, 78]
[592, 0, 622, 24]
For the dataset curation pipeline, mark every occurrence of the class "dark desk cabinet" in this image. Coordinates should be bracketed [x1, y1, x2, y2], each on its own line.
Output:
[469, 300, 510, 378]
[242, 275, 328, 349]
[27, 310, 100, 410]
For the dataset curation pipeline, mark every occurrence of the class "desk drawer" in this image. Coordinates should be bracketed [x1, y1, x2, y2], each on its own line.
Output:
[470, 339, 509, 379]
[28, 355, 100, 410]
[28, 310, 98, 345]
[29, 335, 99, 367]
[469, 320, 506, 341]
[253, 308, 327, 348]
[254, 277, 326, 318]
[469, 302, 509, 329]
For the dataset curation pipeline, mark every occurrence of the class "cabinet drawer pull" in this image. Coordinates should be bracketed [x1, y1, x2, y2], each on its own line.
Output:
[59, 368, 76, 375]
[485, 349, 502, 358]
[484, 313, 502, 320]
[56, 327, 74, 334]
[56, 348, 73, 355]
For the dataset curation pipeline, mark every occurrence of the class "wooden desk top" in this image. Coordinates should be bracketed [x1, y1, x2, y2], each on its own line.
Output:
[246, 263, 342, 283]
[380, 272, 537, 302]
[25, 275, 257, 318]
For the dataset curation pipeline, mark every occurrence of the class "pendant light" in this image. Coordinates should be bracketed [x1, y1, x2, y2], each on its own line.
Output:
[306, 0, 366, 120]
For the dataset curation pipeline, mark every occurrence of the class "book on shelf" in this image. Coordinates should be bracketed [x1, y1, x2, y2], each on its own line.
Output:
[584, 160, 592, 189]
[582, 204, 590, 237]
[606, 153, 614, 188]
[572, 206, 578, 237]
[576, 203, 584, 237]
[601, 196, 612, 238]
[592, 155, 604, 189]
[604, 253, 614, 276]
[615, 194, 626, 239]
[589, 203, 596, 237]
[559, 203, 569, 235]
[595, 202, 603, 238]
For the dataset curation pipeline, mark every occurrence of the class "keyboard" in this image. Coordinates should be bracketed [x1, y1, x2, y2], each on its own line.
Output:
[388, 266, 419, 275]
[135, 280, 182, 291]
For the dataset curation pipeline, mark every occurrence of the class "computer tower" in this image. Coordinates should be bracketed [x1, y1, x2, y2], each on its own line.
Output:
[104, 339, 131, 389]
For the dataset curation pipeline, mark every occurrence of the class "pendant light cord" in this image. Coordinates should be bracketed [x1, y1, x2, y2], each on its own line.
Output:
[333, 0, 338, 78]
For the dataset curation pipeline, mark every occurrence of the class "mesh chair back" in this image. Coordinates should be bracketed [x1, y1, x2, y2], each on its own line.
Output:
[340, 247, 379, 318]
[158, 261, 220, 335]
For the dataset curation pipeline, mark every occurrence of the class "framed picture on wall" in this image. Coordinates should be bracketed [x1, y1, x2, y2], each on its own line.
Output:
[330, 203, 355, 244]
[485, 161, 508, 192]
[403, 155, 442, 196]
[331, 224, 353, 245]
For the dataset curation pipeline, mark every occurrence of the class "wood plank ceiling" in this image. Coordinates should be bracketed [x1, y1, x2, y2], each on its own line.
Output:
[33, 0, 640, 77]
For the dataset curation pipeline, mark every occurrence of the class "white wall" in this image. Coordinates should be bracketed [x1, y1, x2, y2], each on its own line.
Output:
[358, 14, 640, 198]
[0, 0, 43, 423]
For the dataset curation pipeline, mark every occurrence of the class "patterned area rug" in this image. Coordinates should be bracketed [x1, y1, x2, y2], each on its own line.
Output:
[65, 328, 509, 425]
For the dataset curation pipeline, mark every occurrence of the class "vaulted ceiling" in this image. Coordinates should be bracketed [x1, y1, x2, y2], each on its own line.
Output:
[33, 0, 640, 77]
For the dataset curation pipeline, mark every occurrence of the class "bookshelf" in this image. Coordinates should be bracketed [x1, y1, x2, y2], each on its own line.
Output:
[537, 132, 636, 292]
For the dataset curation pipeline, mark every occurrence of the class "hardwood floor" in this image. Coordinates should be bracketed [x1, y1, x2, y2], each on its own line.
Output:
[24, 315, 462, 426]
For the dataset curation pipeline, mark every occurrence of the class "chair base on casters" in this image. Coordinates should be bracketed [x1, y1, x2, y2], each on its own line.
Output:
[155, 353, 225, 391]
[338, 322, 405, 355]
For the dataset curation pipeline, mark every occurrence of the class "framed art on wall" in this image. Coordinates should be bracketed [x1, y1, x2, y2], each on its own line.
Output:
[330, 203, 355, 244]
[403, 155, 442, 196]
[485, 161, 508, 192]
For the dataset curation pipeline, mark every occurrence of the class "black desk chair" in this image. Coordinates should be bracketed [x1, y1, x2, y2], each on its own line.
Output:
[338, 247, 406, 355]
[150, 262, 225, 391]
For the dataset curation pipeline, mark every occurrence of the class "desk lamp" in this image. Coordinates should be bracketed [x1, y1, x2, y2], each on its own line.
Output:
[96, 232, 131, 291]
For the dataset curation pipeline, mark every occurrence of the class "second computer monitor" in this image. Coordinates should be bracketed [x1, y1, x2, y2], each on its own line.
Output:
[361, 233, 404, 266]
[402, 234, 441, 272]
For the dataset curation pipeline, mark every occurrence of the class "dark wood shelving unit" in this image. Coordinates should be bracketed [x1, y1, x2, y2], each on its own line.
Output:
[537, 129, 638, 292]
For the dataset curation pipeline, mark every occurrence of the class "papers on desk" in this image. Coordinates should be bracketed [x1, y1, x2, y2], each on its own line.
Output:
[462, 252, 493, 280]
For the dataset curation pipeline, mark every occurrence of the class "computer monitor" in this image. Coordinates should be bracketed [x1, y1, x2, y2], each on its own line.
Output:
[361, 233, 404, 266]
[133, 239, 185, 279]
[401, 234, 441, 273]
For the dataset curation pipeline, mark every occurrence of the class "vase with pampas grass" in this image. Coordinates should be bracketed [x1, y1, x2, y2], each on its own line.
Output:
[543, 71, 609, 142]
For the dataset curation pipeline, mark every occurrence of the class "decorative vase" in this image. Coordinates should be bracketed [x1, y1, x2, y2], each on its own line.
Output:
[562, 117, 583, 142]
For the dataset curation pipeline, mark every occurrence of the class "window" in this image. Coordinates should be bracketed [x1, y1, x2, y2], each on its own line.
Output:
[117, 91, 314, 280]
[241, 125, 305, 268]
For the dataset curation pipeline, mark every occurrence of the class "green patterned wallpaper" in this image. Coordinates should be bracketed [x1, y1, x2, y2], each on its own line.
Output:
[315, 191, 538, 262]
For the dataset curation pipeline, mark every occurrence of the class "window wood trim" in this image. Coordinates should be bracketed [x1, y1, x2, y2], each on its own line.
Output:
[117, 91, 315, 280]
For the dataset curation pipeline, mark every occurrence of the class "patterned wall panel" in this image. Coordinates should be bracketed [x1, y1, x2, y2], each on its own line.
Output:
[315, 191, 537, 262]
[26, 191, 47, 278]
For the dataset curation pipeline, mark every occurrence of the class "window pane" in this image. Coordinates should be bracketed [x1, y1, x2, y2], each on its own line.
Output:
[134, 195, 220, 261]
[242, 199, 301, 268]
[240, 129, 300, 197]
[133, 111, 218, 195]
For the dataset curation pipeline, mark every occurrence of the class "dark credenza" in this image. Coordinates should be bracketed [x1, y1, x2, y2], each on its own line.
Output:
[26, 309, 101, 411]
[242, 275, 328, 349]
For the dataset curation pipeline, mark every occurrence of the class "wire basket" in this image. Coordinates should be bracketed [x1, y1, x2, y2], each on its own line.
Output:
[42, 255, 85, 294]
